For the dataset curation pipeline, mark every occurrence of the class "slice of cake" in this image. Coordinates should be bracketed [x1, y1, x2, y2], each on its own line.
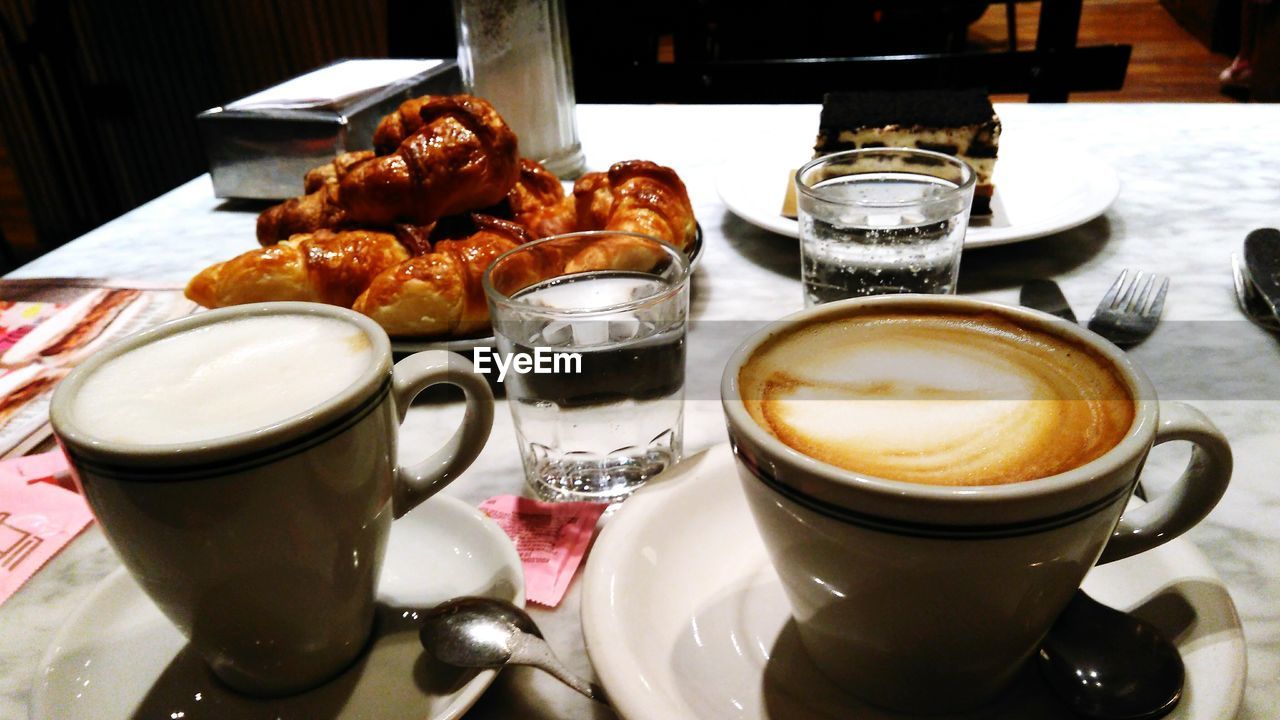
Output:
[814, 89, 1001, 215]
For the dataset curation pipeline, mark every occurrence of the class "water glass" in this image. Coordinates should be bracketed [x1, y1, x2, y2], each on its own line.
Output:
[482, 231, 690, 503]
[453, 0, 585, 178]
[795, 148, 976, 305]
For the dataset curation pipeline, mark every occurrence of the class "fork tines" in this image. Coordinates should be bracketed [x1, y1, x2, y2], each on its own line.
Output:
[1089, 269, 1170, 348]
[1099, 270, 1170, 316]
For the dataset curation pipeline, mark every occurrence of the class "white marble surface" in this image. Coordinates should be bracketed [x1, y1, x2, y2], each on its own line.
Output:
[2, 103, 1279, 719]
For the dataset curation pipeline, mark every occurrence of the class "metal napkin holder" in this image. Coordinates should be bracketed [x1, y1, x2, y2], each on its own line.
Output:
[197, 59, 461, 200]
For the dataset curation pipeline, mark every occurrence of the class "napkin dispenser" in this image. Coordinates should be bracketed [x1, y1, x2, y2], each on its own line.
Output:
[197, 59, 462, 200]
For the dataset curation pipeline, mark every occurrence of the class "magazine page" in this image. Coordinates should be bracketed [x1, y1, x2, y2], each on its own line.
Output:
[0, 279, 197, 458]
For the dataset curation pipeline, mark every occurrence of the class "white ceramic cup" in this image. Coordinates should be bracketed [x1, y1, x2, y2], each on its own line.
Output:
[720, 295, 1232, 714]
[50, 302, 495, 696]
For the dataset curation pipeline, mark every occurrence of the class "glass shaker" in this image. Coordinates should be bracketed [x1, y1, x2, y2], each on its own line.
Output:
[453, 0, 586, 178]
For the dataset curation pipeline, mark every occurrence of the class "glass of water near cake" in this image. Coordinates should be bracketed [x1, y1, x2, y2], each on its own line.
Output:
[794, 89, 996, 304]
[482, 231, 690, 504]
[796, 147, 976, 304]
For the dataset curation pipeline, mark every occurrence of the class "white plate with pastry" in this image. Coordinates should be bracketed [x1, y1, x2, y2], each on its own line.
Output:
[389, 223, 704, 354]
[716, 139, 1120, 249]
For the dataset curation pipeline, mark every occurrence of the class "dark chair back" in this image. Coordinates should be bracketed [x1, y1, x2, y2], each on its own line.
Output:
[569, 0, 1128, 103]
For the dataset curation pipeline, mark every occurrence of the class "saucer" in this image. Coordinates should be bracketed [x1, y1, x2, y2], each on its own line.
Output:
[32, 494, 523, 720]
[715, 138, 1120, 248]
[582, 445, 1246, 720]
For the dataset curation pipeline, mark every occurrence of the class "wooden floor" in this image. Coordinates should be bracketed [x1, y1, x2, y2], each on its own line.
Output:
[970, 0, 1237, 102]
[0, 0, 1240, 263]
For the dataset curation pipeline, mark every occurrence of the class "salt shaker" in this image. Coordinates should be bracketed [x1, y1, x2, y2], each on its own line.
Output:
[453, 0, 586, 178]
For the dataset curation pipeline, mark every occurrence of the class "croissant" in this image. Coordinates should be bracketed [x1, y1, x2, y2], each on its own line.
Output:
[303, 151, 375, 194]
[254, 151, 378, 245]
[256, 184, 349, 246]
[374, 106, 571, 238]
[565, 160, 698, 273]
[372, 97, 432, 155]
[506, 159, 577, 239]
[338, 95, 520, 227]
[256, 95, 520, 244]
[353, 216, 534, 337]
[575, 160, 697, 250]
[186, 230, 410, 309]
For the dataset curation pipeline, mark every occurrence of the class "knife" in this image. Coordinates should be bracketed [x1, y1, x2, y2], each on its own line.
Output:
[1243, 228, 1280, 323]
[1019, 280, 1077, 323]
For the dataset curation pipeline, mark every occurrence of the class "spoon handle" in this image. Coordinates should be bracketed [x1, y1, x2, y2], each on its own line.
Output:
[509, 635, 610, 704]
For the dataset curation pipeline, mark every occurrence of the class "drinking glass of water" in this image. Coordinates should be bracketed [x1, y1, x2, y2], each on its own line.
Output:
[482, 231, 690, 503]
[795, 148, 976, 305]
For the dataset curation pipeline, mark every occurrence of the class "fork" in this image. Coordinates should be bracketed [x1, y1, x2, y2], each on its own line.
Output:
[1087, 270, 1171, 348]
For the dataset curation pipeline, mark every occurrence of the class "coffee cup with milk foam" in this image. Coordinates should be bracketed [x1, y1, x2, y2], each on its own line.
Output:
[50, 302, 495, 696]
[721, 295, 1231, 714]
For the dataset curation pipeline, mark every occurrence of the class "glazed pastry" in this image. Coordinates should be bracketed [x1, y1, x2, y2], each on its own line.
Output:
[572, 171, 614, 233]
[565, 160, 697, 272]
[302, 151, 376, 194]
[573, 160, 697, 251]
[203, 87, 700, 339]
[255, 152, 376, 245]
[255, 183, 349, 246]
[186, 230, 410, 309]
[256, 95, 519, 243]
[338, 95, 520, 227]
[371, 97, 432, 155]
[506, 158, 577, 238]
[353, 215, 534, 337]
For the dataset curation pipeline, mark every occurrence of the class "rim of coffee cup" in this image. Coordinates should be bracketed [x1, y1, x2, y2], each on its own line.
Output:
[50, 302, 394, 468]
[720, 295, 1160, 527]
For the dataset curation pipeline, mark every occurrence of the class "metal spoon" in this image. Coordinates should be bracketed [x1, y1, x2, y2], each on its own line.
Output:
[419, 596, 609, 703]
[1232, 252, 1280, 331]
[1038, 591, 1184, 719]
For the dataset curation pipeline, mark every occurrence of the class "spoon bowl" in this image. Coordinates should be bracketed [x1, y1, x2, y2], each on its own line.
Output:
[419, 596, 609, 703]
[1038, 590, 1185, 720]
[419, 596, 542, 668]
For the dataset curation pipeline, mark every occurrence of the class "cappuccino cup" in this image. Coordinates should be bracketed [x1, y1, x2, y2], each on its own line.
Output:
[721, 295, 1231, 714]
[50, 303, 495, 696]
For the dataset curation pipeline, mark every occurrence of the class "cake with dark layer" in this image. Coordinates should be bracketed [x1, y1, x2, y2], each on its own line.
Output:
[815, 90, 1001, 215]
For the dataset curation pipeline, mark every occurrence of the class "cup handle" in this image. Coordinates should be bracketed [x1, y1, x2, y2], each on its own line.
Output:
[1096, 402, 1232, 565]
[389, 350, 495, 519]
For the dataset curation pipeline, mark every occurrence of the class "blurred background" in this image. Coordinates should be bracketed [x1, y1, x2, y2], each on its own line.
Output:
[0, 0, 1273, 269]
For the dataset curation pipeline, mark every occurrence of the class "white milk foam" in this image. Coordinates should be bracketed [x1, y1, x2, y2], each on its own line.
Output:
[73, 315, 374, 445]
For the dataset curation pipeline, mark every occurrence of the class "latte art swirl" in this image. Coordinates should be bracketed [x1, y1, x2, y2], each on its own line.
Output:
[739, 312, 1134, 486]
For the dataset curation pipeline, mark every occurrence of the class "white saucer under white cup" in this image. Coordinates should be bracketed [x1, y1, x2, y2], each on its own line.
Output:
[32, 495, 524, 720]
[582, 445, 1246, 720]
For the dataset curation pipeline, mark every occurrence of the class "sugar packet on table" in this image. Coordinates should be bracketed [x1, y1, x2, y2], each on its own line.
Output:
[479, 495, 608, 607]
[0, 449, 94, 605]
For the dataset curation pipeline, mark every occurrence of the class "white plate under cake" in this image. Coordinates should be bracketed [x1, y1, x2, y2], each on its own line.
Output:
[717, 125, 1120, 248]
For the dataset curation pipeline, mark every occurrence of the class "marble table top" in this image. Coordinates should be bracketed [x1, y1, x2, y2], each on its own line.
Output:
[2, 103, 1279, 719]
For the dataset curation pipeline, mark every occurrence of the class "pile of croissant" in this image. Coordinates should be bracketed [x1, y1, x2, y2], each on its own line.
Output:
[186, 94, 697, 338]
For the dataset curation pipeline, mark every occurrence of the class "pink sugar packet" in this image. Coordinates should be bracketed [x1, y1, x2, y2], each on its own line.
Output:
[0, 450, 94, 605]
[479, 495, 607, 607]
